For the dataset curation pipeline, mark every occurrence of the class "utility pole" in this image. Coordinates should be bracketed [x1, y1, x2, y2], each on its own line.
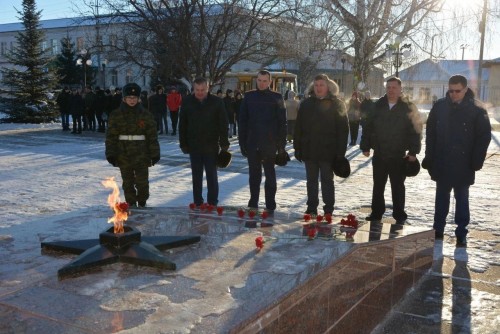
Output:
[477, 0, 487, 100]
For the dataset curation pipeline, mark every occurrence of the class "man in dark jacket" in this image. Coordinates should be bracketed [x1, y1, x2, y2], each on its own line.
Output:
[360, 77, 422, 223]
[294, 74, 349, 215]
[239, 70, 287, 213]
[105, 83, 160, 208]
[179, 77, 229, 206]
[148, 85, 168, 134]
[423, 75, 491, 247]
[56, 87, 71, 131]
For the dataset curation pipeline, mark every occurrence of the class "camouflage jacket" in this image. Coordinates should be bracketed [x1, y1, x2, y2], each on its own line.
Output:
[105, 103, 160, 167]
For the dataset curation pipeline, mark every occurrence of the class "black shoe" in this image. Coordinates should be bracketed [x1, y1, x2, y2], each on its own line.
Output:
[395, 219, 406, 225]
[138, 201, 146, 208]
[304, 208, 317, 215]
[456, 236, 467, 248]
[366, 215, 382, 221]
[127, 202, 137, 208]
[434, 230, 444, 240]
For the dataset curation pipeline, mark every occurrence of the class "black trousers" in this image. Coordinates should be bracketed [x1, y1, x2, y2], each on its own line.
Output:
[371, 156, 407, 220]
[247, 149, 277, 211]
[170, 111, 179, 134]
[305, 160, 334, 214]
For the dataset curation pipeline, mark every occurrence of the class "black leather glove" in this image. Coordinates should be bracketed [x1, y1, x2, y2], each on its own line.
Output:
[181, 146, 190, 154]
[240, 146, 248, 158]
[107, 156, 117, 167]
[295, 151, 302, 163]
[151, 156, 160, 166]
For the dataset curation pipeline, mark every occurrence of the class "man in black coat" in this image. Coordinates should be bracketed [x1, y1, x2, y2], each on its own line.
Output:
[360, 77, 422, 223]
[179, 77, 229, 206]
[56, 87, 71, 131]
[294, 74, 349, 215]
[148, 85, 168, 134]
[238, 70, 287, 213]
[423, 75, 491, 247]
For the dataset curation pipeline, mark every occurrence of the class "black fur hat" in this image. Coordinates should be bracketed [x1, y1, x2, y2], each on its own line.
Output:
[123, 83, 141, 97]
[275, 150, 291, 166]
[217, 150, 232, 168]
[332, 157, 351, 178]
[404, 157, 420, 177]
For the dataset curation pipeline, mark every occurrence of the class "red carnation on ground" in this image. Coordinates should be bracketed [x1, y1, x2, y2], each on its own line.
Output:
[248, 210, 256, 219]
[199, 203, 207, 211]
[316, 215, 323, 223]
[261, 211, 269, 219]
[255, 236, 265, 250]
[325, 213, 332, 224]
[216, 206, 224, 215]
[207, 204, 215, 213]
[237, 208, 245, 218]
[189, 203, 196, 210]
[304, 213, 311, 222]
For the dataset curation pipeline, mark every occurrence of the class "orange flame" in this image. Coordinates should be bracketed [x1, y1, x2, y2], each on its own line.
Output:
[101, 177, 128, 233]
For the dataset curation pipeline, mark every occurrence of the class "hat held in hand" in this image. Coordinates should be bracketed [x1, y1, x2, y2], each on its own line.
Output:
[332, 157, 351, 178]
[404, 156, 420, 177]
[217, 150, 232, 168]
[275, 150, 291, 166]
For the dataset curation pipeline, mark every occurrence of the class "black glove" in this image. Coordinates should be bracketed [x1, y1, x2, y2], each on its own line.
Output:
[221, 145, 229, 152]
[181, 146, 190, 154]
[151, 156, 160, 166]
[421, 156, 432, 170]
[107, 156, 117, 167]
[240, 146, 248, 158]
[278, 146, 286, 154]
[295, 151, 302, 163]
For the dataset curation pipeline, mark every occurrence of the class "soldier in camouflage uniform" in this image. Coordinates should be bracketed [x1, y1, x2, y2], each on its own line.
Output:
[105, 83, 160, 208]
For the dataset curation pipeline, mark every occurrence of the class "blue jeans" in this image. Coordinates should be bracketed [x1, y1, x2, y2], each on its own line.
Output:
[61, 112, 70, 130]
[305, 160, 334, 213]
[189, 152, 218, 205]
[433, 182, 470, 238]
[247, 149, 276, 210]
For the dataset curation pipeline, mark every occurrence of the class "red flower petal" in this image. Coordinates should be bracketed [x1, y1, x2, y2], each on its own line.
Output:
[255, 236, 264, 249]
[304, 214, 311, 222]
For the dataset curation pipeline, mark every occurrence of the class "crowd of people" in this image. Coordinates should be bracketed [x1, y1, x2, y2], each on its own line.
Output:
[56, 71, 492, 248]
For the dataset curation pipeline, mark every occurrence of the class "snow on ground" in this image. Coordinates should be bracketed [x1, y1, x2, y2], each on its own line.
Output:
[1, 121, 499, 279]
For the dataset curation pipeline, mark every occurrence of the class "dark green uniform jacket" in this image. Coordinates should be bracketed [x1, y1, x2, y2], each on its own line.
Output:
[105, 103, 160, 167]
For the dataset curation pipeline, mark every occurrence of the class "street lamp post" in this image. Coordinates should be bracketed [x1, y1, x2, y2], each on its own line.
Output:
[76, 49, 93, 87]
[340, 55, 346, 94]
[389, 36, 411, 77]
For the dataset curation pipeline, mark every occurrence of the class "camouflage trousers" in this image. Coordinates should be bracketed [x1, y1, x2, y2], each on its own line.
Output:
[119, 165, 149, 205]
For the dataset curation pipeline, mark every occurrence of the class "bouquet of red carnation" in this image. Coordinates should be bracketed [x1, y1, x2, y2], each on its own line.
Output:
[340, 214, 358, 229]
[255, 236, 265, 250]
[115, 202, 129, 213]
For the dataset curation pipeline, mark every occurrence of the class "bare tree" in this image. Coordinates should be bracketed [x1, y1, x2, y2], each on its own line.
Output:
[324, 0, 442, 89]
[75, 0, 299, 86]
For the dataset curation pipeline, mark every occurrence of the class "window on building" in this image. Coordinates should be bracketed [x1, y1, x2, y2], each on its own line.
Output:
[41, 40, 48, 51]
[51, 39, 58, 55]
[405, 86, 414, 101]
[111, 69, 118, 86]
[0, 42, 6, 56]
[125, 69, 132, 83]
[109, 34, 117, 47]
[76, 37, 84, 51]
[419, 87, 431, 103]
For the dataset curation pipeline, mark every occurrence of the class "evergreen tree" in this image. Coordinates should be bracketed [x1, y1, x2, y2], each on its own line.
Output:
[53, 37, 81, 87]
[0, 0, 58, 123]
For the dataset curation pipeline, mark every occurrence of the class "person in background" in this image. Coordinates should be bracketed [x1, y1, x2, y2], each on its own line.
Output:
[167, 87, 182, 136]
[293, 74, 349, 215]
[233, 91, 243, 137]
[83, 85, 97, 131]
[284, 90, 299, 143]
[223, 89, 235, 138]
[347, 91, 361, 146]
[360, 77, 422, 224]
[239, 70, 287, 214]
[179, 77, 229, 207]
[70, 87, 84, 134]
[140, 90, 149, 109]
[56, 86, 71, 131]
[95, 87, 107, 132]
[148, 85, 168, 134]
[359, 90, 375, 131]
[423, 74, 491, 247]
[105, 83, 160, 208]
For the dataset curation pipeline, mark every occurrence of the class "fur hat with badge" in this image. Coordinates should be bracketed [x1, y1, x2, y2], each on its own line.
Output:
[217, 150, 232, 168]
[404, 156, 420, 177]
[123, 83, 141, 97]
